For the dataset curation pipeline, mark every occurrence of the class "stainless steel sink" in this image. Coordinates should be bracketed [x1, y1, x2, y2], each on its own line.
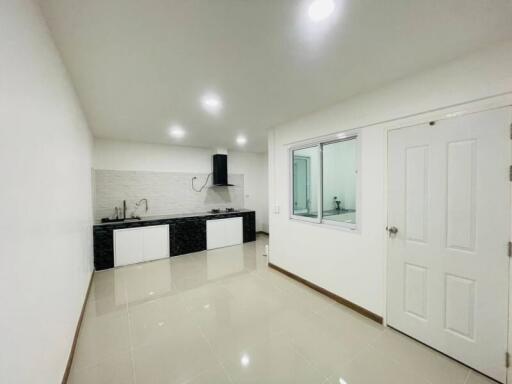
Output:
[123, 218, 142, 223]
[100, 217, 142, 224]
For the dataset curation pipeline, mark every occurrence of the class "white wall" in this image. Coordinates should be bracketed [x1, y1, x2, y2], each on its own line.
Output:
[0, 1, 94, 383]
[93, 170, 245, 221]
[93, 139, 269, 232]
[268, 40, 512, 317]
[229, 150, 269, 232]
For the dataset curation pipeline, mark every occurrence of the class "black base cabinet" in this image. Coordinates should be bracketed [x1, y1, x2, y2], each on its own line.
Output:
[170, 218, 207, 256]
[242, 211, 256, 242]
[93, 210, 256, 271]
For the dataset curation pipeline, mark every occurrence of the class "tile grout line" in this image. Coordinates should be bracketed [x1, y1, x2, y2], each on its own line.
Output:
[369, 328, 473, 384]
[124, 276, 138, 384]
[193, 315, 235, 384]
[462, 369, 471, 384]
[74, 239, 480, 384]
[366, 343, 439, 384]
[287, 339, 331, 381]
[71, 276, 134, 375]
[179, 284, 236, 384]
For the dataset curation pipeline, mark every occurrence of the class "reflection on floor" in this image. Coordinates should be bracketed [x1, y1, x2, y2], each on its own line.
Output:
[69, 234, 494, 384]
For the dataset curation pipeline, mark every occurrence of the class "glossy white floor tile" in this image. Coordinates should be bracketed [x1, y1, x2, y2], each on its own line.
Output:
[69, 235, 498, 384]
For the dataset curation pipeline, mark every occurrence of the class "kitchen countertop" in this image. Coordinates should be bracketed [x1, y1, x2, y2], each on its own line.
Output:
[94, 209, 255, 227]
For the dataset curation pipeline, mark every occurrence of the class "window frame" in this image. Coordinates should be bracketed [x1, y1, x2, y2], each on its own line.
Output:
[289, 143, 322, 224]
[289, 130, 361, 231]
[292, 154, 312, 213]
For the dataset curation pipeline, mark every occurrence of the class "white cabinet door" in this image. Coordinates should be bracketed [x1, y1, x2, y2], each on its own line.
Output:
[387, 108, 510, 383]
[207, 219, 226, 250]
[207, 217, 243, 250]
[224, 217, 243, 247]
[143, 225, 169, 262]
[114, 225, 170, 267]
[114, 228, 144, 267]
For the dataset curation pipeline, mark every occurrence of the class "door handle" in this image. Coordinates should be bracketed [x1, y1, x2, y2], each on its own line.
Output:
[387, 226, 399, 236]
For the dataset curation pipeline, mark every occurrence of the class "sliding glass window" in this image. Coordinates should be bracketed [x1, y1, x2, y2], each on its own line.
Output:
[321, 137, 358, 226]
[292, 146, 320, 220]
[290, 132, 359, 229]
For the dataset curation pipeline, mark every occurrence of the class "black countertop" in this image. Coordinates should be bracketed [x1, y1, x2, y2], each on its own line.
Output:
[94, 209, 255, 227]
[93, 209, 257, 270]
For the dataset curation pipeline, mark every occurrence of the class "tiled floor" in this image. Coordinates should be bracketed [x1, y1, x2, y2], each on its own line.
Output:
[69, 235, 496, 384]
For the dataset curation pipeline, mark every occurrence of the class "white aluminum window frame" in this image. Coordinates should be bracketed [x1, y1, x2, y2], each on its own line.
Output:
[290, 143, 322, 224]
[289, 130, 361, 231]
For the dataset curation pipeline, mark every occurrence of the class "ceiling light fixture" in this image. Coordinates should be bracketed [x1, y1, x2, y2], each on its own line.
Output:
[236, 136, 247, 146]
[240, 354, 250, 367]
[169, 125, 186, 139]
[308, 0, 335, 22]
[445, 110, 467, 118]
[200, 92, 223, 114]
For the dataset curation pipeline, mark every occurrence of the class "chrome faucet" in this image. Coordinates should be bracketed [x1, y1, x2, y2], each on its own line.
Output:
[135, 198, 149, 214]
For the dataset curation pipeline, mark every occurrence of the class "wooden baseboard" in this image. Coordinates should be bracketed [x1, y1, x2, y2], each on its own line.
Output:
[62, 271, 94, 384]
[268, 263, 383, 324]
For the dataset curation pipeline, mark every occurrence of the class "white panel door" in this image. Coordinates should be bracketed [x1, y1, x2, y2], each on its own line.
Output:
[114, 228, 144, 267]
[387, 108, 510, 383]
[142, 225, 169, 262]
[224, 217, 243, 247]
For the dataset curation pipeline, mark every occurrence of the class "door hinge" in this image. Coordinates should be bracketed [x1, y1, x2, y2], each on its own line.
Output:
[509, 242, 512, 258]
[510, 165, 512, 181]
[506, 352, 510, 368]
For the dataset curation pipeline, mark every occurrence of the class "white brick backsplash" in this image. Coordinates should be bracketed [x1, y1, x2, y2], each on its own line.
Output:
[94, 170, 244, 220]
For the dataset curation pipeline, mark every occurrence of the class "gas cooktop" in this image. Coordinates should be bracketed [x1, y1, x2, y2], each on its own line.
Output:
[210, 208, 238, 214]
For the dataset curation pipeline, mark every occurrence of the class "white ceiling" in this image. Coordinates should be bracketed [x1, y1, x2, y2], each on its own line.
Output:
[40, 0, 512, 152]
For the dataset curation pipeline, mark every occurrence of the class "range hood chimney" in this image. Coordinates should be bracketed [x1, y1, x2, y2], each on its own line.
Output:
[212, 154, 234, 186]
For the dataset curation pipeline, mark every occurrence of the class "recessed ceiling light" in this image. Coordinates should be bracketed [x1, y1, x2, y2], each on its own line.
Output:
[200, 92, 223, 114]
[240, 354, 250, 367]
[308, 0, 335, 22]
[236, 136, 247, 146]
[445, 110, 466, 118]
[169, 125, 186, 139]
